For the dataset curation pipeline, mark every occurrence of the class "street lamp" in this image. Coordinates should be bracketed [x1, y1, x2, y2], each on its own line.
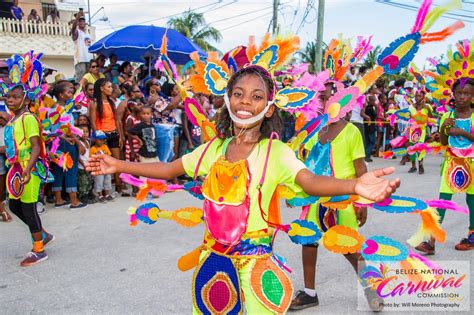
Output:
[87, 1, 106, 26]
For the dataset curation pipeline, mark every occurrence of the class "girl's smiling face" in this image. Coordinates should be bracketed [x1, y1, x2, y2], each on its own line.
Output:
[228, 73, 274, 129]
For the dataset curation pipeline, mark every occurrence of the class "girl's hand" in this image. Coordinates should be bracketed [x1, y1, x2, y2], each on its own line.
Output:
[119, 136, 124, 149]
[441, 118, 455, 132]
[22, 170, 31, 185]
[65, 136, 75, 145]
[86, 154, 120, 175]
[354, 167, 400, 202]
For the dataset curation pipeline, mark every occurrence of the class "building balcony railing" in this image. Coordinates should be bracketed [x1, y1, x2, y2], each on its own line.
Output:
[0, 18, 96, 61]
[0, 18, 94, 38]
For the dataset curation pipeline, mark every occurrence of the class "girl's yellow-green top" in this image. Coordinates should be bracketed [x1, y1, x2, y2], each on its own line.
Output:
[182, 138, 306, 232]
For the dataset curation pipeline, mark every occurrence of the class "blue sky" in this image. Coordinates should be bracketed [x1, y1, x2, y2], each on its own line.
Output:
[90, 0, 473, 68]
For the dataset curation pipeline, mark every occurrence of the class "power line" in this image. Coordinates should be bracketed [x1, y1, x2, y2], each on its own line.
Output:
[207, 5, 274, 25]
[220, 12, 273, 31]
[134, 0, 225, 25]
[98, 0, 229, 28]
[375, 0, 473, 22]
[296, 0, 315, 34]
[289, 0, 301, 30]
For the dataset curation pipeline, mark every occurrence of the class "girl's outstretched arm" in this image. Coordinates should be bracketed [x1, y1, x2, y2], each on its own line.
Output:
[296, 167, 400, 202]
[87, 155, 186, 180]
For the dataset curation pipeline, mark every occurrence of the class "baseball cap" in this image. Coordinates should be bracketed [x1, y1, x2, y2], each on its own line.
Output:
[404, 81, 414, 89]
[92, 130, 107, 140]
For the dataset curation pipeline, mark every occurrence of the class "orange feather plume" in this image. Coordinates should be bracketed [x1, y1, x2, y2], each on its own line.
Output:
[246, 35, 258, 64]
[407, 208, 446, 247]
[272, 35, 300, 69]
[160, 34, 168, 55]
[420, 21, 465, 44]
[259, 33, 271, 51]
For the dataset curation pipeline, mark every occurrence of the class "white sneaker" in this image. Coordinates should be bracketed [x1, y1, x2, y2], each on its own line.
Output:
[37, 202, 46, 215]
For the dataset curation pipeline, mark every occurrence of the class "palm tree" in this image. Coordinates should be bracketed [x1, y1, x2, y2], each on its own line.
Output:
[167, 10, 222, 51]
[363, 45, 382, 69]
[298, 41, 327, 73]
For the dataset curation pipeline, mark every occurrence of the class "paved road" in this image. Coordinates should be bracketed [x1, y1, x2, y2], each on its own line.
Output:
[1, 155, 472, 314]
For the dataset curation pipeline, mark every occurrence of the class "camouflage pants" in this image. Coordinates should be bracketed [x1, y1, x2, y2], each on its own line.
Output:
[77, 169, 94, 200]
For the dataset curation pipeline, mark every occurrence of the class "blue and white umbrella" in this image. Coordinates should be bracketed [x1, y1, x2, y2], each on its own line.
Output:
[89, 25, 206, 65]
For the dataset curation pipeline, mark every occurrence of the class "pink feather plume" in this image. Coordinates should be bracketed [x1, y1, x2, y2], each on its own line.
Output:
[50, 137, 60, 154]
[411, 0, 433, 33]
[69, 125, 83, 137]
[274, 63, 309, 77]
[408, 251, 441, 270]
[120, 173, 145, 187]
[427, 57, 438, 67]
[155, 58, 178, 81]
[351, 36, 373, 63]
[292, 70, 330, 118]
[426, 200, 468, 214]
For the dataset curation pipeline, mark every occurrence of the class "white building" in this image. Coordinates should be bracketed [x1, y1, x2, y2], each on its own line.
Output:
[0, 0, 96, 79]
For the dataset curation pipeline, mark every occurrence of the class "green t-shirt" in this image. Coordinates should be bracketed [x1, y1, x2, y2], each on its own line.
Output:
[12, 113, 39, 165]
[304, 122, 365, 179]
[181, 138, 307, 232]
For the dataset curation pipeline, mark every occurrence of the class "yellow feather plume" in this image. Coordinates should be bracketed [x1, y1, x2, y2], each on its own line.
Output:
[407, 208, 446, 247]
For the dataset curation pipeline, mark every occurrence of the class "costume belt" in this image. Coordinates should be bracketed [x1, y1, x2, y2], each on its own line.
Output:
[202, 228, 273, 258]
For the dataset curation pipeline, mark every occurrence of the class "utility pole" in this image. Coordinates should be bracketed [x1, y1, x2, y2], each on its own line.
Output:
[272, 0, 279, 35]
[314, 0, 325, 72]
[87, 0, 91, 25]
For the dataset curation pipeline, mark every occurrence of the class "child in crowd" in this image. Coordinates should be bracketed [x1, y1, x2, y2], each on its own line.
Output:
[76, 114, 90, 128]
[125, 99, 142, 163]
[77, 125, 95, 204]
[364, 95, 377, 162]
[415, 78, 474, 253]
[125, 99, 142, 196]
[0, 111, 12, 222]
[50, 81, 87, 209]
[291, 84, 378, 310]
[407, 89, 433, 174]
[374, 93, 387, 157]
[89, 130, 114, 202]
[81, 82, 95, 109]
[127, 106, 159, 163]
[72, 100, 88, 120]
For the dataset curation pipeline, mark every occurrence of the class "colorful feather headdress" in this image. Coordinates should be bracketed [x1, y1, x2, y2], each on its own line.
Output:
[0, 51, 46, 100]
[158, 33, 320, 139]
[324, 35, 373, 81]
[425, 38, 474, 107]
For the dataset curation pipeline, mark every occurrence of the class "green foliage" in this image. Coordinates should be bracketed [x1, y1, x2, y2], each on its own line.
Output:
[362, 45, 382, 69]
[297, 41, 327, 73]
[167, 10, 222, 51]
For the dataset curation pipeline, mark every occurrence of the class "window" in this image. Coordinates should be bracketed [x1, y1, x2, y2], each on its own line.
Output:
[42, 3, 56, 21]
